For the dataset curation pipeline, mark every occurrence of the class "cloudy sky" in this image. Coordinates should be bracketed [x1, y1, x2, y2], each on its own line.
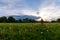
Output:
[0, 0, 60, 21]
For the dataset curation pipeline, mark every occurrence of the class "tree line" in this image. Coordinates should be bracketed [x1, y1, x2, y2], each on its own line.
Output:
[0, 16, 60, 23]
[0, 16, 36, 23]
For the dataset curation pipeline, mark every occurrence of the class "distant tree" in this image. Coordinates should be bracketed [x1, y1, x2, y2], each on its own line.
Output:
[22, 18, 36, 23]
[29, 19, 36, 23]
[40, 18, 44, 23]
[51, 20, 56, 23]
[0, 16, 7, 23]
[56, 18, 60, 23]
[23, 18, 30, 23]
[7, 16, 16, 23]
[44, 21, 50, 23]
[19, 19, 22, 23]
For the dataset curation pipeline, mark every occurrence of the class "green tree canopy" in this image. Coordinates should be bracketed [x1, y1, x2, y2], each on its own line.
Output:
[56, 18, 60, 22]
[0, 16, 7, 23]
[7, 16, 16, 23]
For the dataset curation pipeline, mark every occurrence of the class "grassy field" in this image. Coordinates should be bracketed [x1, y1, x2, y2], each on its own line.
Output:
[0, 23, 60, 40]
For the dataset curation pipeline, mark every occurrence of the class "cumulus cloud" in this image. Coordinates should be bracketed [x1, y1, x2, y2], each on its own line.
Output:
[0, 0, 26, 16]
[38, 0, 60, 21]
[21, 8, 37, 16]
[0, 0, 38, 16]
[0, 0, 60, 21]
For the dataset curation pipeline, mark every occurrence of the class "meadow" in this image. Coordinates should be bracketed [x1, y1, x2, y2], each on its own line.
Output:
[0, 23, 60, 40]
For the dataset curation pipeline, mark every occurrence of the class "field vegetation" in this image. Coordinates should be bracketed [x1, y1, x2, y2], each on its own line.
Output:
[0, 23, 60, 40]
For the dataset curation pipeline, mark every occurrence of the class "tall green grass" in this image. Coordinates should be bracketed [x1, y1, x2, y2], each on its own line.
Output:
[0, 23, 60, 40]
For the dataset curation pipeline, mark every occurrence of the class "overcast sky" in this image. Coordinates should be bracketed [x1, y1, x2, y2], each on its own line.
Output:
[0, 0, 60, 21]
